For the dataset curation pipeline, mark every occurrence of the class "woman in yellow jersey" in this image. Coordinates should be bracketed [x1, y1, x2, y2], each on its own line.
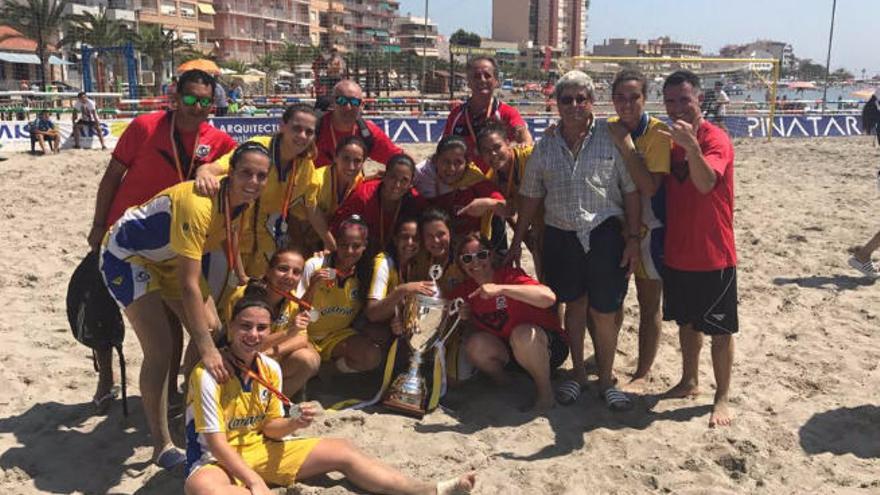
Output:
[100, 141, 270, 468]
[304, 136, 368, 254]
[222, 248, 319, 398]
[411, 208, 467, 296]
[300, 215, 380, 373]
[185, 297, 476, 495]
[364, 215, 436, 324]
[476, 123, 546, 278]
[606, 69, 671, 392]
[209, 105, 318, 280]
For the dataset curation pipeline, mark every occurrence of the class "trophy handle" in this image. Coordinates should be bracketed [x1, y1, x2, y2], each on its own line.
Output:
[438, 298, 465, 346]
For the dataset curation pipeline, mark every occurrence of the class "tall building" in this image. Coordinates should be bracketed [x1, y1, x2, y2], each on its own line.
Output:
[342, 0, 399, 53]
[395, 15, 438, 58]
[313, 0, 347, 51]
[492, 0, 588, 57]
[135, 0, 216, 52]
[210, 0, 311, 62]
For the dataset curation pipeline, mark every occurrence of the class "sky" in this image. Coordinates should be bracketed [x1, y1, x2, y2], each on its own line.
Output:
[397, 0, 878, 77]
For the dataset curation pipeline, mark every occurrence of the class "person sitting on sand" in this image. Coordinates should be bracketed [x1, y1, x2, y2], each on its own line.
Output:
[299, 215, 382, 374]
[410, 208, 468, 296]
[185, 296, 476, 495]
[658, 70, 738, 428]
[449, 234, 568, 412]
[222, 248, 318, 399]
[100, 141, 270, 468]
[364, 215, 437, 324]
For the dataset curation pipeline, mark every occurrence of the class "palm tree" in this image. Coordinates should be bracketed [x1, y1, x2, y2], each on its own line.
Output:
[63, 8, 130, 91]
[0, 0, 71, 89]
[135, 24, 185, 95]
[253, 53, 283, 95]
[219, 59, 248, 75]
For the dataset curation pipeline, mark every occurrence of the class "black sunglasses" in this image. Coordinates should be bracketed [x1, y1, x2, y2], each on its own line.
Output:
[559, 95, 589, 106]
[460, 249, 490, 264]
[335, 95, 363, 107]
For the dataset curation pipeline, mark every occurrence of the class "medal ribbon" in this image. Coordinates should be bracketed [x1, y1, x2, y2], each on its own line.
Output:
[463, 97, 495, 148]
[231, 355, 292, 406]
[378, 186, 402, 248]
[223, 182, 242, 279]
[268, 284, 314, 311]
[274, 135, 299, 226]
[169, 111, 201, 182]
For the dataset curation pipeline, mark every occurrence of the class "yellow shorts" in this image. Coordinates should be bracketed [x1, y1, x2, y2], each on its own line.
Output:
[633, 227, 664, 281]
[190, 437, 321, 487]
[101, 254, 209, 308]
[310, 328, 358, 362]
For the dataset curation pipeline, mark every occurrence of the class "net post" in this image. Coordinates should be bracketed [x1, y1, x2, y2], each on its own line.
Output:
[767, 60, 780, 142]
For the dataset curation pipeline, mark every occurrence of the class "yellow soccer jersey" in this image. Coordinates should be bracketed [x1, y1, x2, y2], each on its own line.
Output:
[305, 165, 364, 217]
[608, 115, 671, 229]
[300, 256, 362, 342]
[105, 180, 240, 264]
[368, 251, 402, 300]
[221, 284, 301, 335]
[185, 355, 284, 453]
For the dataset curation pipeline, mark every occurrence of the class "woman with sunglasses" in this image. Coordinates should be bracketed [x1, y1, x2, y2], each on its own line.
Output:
[364, 215, 436, 324]
[207, 105, 319, 280]
[330, 153, 428, 254]
[185, 296, 476, 495]
[450, 234, 568, 412]
[100, 141, 270, 468]
[413, 135, 506, 239]
[303, 136, 369, 254]
[299, 216, 381, 374]
[222, 248, 318, 399]
[313, 80, 402, 167]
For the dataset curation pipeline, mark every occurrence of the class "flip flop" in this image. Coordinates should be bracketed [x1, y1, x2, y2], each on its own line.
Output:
[555, 380, 583, 406]
[92, 385, 120, 414]
[603, 387, 633, 412]
[154, 447, 186, 470]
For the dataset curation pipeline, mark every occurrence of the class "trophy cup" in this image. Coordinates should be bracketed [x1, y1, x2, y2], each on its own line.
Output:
[383, 265, 464, 417]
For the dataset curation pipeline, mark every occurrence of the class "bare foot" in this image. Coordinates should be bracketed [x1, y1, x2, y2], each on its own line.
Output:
[662, 380, 700, 399]
[709, 398, 733, 428]
[436, 472, 476, 495]
[621, 375, 651, 394]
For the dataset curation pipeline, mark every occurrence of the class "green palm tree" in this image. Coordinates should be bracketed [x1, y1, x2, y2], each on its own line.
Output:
[219, 59, 248, 75]
[0, 0, 71, 89]
[254, 53, 283, 94]
[62, 8, 130, 91]
[135, 24, 185, 95]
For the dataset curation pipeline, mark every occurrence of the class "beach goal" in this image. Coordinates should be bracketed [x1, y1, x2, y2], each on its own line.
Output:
[562, 55, 782, 140]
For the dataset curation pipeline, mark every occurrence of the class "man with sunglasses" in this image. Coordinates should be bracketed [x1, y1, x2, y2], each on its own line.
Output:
[85, 70, 237, 446]
[507, 70, 641, 412]
[314, 80, 402, 167]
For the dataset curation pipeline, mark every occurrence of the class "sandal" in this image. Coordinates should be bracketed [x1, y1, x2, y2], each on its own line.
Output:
[848, 256, 880, 279]
[555, 380, 583, 406]
[603, 387, 633, 411]
[154, 447, 186, 470]
[92, 385, 120, 414]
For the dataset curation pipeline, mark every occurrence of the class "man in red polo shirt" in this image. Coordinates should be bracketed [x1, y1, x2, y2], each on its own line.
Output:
[314, 80, 402, 167]
[659, 70, 737, 428]
[85, 69, 236, 468]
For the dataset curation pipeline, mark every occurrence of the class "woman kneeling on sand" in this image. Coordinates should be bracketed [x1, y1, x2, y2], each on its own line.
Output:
[185, 296, 475, 495]
[449, 234, 568, 412]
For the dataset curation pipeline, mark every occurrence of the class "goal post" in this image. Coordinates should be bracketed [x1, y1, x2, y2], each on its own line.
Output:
[565, 55, 781, 141]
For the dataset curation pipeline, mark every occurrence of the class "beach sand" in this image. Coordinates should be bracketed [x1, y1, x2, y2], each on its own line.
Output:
[0, 136, 878, 494]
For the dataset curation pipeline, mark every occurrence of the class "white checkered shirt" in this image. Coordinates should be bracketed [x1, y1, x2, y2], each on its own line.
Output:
[520, 118, 637, 253]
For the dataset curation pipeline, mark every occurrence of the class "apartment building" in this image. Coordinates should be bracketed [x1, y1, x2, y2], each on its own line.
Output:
[341, 0, 399, 53]
[394, 15, 438, 58]
[135, 0, 216, 52]
[210, 0, 311, 62]
[492, 0, 589, 58]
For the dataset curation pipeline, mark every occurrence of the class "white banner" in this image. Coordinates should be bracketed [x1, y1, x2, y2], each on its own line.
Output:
[0, 118, 134, 152]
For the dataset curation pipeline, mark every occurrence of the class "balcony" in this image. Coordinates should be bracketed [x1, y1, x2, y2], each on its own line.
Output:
[106, 7, 137, 22]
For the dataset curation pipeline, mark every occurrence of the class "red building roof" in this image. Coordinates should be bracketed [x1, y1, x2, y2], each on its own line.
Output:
[0, 26, 38, 52]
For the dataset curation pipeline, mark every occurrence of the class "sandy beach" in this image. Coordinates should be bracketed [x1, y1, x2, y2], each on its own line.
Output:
[0, 136, 878, 494]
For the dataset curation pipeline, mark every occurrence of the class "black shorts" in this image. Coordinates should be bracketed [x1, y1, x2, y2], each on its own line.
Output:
[663, 266, 738, 335]
[542, 219, 629, 313]
[508, 328, 569, 371]
[75, 119, 99, 128]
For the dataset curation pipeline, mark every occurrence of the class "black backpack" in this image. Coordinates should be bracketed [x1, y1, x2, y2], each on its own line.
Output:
[66, 251, 128, 415]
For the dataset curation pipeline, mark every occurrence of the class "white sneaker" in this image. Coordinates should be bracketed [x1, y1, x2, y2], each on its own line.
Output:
[848, 256, 880, 279]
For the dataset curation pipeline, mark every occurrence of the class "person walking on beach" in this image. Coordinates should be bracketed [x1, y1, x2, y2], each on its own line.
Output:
[506, 70, 641, 410]
[848, 88, 880, 278]
[658, 70, 738, 428]
[86, 69, 236, 418]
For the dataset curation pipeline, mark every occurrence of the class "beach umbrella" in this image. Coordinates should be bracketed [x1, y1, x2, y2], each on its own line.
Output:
[850, 89, 875, 100]
[788, 81, 817, 90]
[276, 69, 294, 78]
[178, 59, 221, 75]
[219, 67, 239, 75]
[245, 68, 266, 77]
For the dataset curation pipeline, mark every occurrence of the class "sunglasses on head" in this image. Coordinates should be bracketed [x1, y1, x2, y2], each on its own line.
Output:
[181, 94, 213, 107]
[559, 95, 589, 106]
[460, 249, 490, 264]
[335, 95, 363, 107]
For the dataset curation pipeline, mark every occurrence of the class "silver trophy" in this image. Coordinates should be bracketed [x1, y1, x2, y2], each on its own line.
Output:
[383, 264, 464, 416]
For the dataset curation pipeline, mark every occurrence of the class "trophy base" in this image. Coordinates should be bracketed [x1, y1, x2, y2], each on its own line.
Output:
[382, 396, 427, 418]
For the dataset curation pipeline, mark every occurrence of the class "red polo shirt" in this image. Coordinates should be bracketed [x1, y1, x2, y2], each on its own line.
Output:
[314, 111, 403, 167]
[442, 99, 527, 173]
[107, 110, 237, 227]
[329, 178, 427, 249]
[664, 121, 737, 271]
